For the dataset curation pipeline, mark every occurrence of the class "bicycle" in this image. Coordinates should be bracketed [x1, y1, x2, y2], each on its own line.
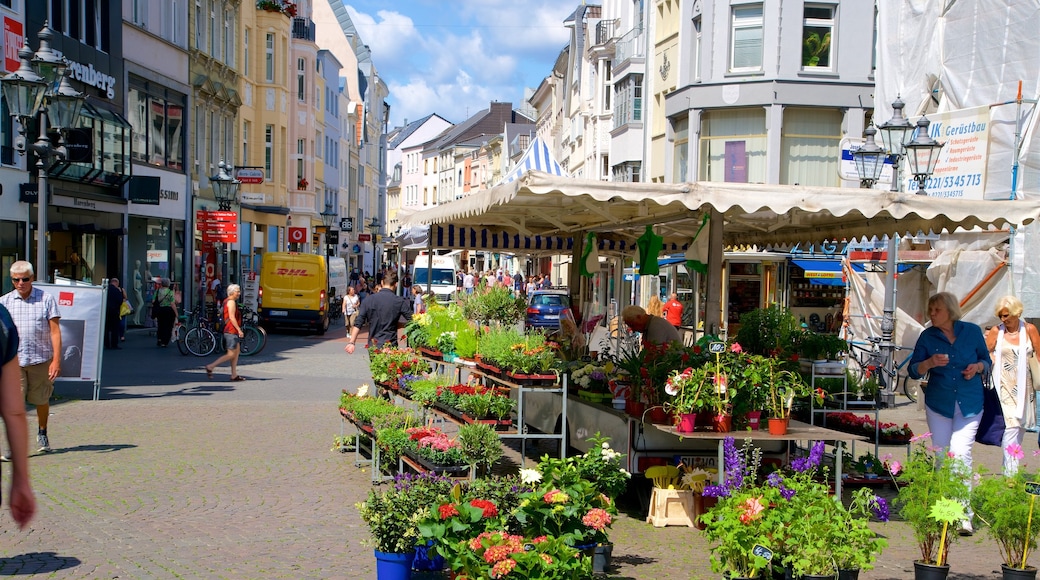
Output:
[178, 304, 267, 358]
[846, 335, 923, 403]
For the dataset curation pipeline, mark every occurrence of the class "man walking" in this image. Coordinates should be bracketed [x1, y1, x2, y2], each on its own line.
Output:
[663, 292, 684, 328]
[0, 261, 61, 455]
[344, 269, 413, 354]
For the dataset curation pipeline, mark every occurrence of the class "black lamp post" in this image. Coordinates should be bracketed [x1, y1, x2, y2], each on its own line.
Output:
[320, 204, 337, 257]
[877, 96, 915, 193]
[369, 217, 380, 275]
[1, 24, 84, 281]
[852, 125, 886, 189]
[209, 160, 241, 285]
[904, 117, 946, 195]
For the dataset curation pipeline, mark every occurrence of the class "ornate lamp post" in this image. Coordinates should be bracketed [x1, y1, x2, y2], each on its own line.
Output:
[368, 217, 381, 275]
[320, 204, 337, 257]
[904, 117, 946, 195]
[877, 96, 915, 193]
[209, 160, 241, 285]
[852, 125, 886, 189]
[0, 25, 84, 281]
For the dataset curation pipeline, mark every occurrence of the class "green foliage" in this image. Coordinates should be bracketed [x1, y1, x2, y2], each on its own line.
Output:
[477, 326, 526, 367]
[894, 435, 970, 565]
[367, 346, 430, 384]
[662, 365, 716, 415]
[574, 434, 631, 501]
[356, 473, 455, 553]
[338, 392, 404, 424]
[735, 304, 801, 358]
[802, 30, 831, 66]
[454, 326, 479, 359]
[460, 286, 526, 326]
[478, 327, 560, 374]
[455, 389, 515, 420]
[457, 423, 504, 475]
[407, 375, 453, 407]
[971, 466, 1040, 568]
[513, 454, 618, 546]
[830, 487, 889, 572]
[375, 426, 412, 461]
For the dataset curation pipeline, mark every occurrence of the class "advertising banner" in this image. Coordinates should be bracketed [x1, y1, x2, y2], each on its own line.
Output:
[37, 280, 105, 400]
[905, 106, 990, 199]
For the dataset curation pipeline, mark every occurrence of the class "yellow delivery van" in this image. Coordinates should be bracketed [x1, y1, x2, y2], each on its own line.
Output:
[257, 252, 330, 334]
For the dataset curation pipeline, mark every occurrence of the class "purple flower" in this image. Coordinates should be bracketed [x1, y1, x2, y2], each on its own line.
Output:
[590, 370, 606, 381]
[702, 484, 730, 498]
[767, 472, 783, 487]
[721, 437, 744, 490]
[871, 496, 890, 522]
[808, 441, 825, 468]
[791, 457, 811, 473]
[779, 487, 796, 500]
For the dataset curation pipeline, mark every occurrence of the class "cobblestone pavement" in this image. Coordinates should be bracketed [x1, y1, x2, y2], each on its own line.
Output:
[0, 326, 1019, 578]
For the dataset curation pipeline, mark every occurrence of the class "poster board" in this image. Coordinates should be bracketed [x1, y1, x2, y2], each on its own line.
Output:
[38, 277, 105, 400]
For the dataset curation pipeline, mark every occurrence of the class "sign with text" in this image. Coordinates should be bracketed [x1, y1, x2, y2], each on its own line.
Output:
[340, 217, 353, 232]
[235, 168, 265, 184]
[202, 232, 238, 243]
[906, 106, 990, 199]
[357, 233, 372, 242]
[3, 17, 23, 74]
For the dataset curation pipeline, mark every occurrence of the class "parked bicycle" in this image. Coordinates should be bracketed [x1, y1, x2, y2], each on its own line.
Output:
[177, 303, 267, 358]
[846, 334, 923, 403]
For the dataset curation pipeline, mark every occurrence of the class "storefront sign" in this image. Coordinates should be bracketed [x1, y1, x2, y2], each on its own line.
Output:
[67, 59, 117, 99]
[3, 17, 23, 74]
[235, 168, 265, 184]
[128, 175, 160, 205]
[240, 192, 266, 204]
[907, 105, 990, 199]
[146, 250, 168, 262]
[358, 233, 371, 242]
[19, 182, 37, 203]
[288, 227, 307, 244]
[62, 128, 93, 162]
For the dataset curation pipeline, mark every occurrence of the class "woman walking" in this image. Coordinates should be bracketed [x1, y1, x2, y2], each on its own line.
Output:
[205, 284, 245, 381]
[153, 278, 178, 347]
[342, 286, 360, 331]
[985, 295, 1040, 475]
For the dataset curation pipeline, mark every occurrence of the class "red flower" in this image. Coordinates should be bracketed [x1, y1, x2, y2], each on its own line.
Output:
[470, 498, 499, 518]
[438, 503, 459, 519]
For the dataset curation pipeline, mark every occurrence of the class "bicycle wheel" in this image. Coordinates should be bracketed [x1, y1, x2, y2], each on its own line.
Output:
[901, 374, 920, 403]
[240, 325, 267, 357]
[184, 327, 217, 357]
[176, 329, 190, 356]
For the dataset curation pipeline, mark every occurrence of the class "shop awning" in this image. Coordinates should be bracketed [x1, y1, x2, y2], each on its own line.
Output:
[792, 260, 846, 286]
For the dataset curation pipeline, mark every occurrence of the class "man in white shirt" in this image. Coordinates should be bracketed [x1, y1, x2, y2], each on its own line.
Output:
[463, 270, 475, 294]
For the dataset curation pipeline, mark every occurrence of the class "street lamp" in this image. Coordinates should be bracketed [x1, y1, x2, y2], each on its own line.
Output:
[903, 117, 945, 195]
[208, 160, 240, 285]
[368, 217, 381, 275]
[877, 96, 915, 193]
[852, 125, 886, 189]
[0, 24, 85, 281]
[320, 204, 337, 257]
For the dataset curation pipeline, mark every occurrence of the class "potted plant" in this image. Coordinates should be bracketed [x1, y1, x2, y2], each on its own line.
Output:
[664, 365, 714, 432]
[456, 423, 504, 477]
[734, 304, 801, 358]
[570, 361, 615, 403]
[459, 285, 526, 327]
[971, 464, 1040, 579]
[764, 357, 814, 434]
[367, 345, 431, 386]
[724, 349, 776, 430]
[830, 487, 890, 578]
[893, 434, 970, 578]
[356, 472, 455, 579]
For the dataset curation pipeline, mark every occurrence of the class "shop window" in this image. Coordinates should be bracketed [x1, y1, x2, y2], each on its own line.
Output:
[780, 108, 841, 187]
[47, 101, 131, 190]
[699, 108, 767, 183]
[129, 83, 186, 171]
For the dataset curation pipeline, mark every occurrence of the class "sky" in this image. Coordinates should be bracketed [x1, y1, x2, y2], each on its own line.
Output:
[330, 1, 575, 128]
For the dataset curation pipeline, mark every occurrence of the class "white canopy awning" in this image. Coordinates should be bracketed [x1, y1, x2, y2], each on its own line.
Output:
[401, 171, 1040, 248]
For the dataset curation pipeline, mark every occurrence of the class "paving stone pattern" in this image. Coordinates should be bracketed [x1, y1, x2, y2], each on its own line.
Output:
[0, 325, 1020, 578]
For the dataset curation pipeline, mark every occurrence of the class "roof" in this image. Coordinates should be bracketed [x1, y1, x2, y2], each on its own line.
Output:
[498, 136, 569, 185]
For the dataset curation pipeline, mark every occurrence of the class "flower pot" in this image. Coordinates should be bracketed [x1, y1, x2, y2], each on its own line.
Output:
[677, 413, 698, 433]
[592, 542, 613, 574]
[412, 540, 446, 573]
[746, 410, 762, 430]
[1003, 565, 1039, 580]
[626, 400, 646, 419]
[801, 574, 837, 580]
[836, 569, 860, 580]
[913, 561, 950, 580]
[768, 417, 789, 436]
[648, 406, 670, 424]
[612, 397, 627, 410]
[712, 413, 732, 433]
[374, 549, 414, 580]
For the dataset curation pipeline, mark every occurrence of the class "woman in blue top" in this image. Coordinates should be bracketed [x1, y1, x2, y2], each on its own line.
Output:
[908, 292, 989, 533]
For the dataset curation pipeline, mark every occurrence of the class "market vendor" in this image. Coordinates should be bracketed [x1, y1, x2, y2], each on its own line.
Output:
[621, 305, 680, 347]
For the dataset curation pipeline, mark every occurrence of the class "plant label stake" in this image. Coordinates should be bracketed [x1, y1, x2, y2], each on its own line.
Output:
[1022, 482, 1040, 568]
[709, 342, 728, 402]
[752, 544, 773, 561]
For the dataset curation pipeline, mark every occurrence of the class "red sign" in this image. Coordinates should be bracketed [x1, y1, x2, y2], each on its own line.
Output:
[203, 232, 239, 243]
[196, 210, 237, 221]
[357, 233, 372, 242]
[288, 227, 307, 243]
[3, 18, 23, 74]
[235, 168, 265, 184]
[198, 221, 238, 232]
[58, 291, 74, 307]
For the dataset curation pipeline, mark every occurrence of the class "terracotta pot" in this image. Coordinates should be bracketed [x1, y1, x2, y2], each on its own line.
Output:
[626, 400, 646, 419]
[677, 413, 698, 433]
[648, 406, 669, 424]
[768, 417, 789, 435]
[712, 413, 732, 433]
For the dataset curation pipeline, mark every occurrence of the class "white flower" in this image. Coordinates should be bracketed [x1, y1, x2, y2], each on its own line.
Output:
[665, 382, 679, 396]
[601, 442, 610, 450]
[620, 469, 631, 478]
[519, 468, 543, 484]
[603, 449, 619, 461]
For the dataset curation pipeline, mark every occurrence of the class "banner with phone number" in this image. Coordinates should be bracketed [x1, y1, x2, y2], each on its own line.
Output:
[904, 105, 990, 200]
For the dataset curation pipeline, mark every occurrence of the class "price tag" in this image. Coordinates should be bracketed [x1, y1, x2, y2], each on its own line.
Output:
[1026, 482, 1040, 496]
[752, 544, 773, 561]
[708, 342, 726, 354]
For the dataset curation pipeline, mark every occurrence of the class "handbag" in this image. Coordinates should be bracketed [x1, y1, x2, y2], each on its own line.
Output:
[976, 378, 1006, 446]
[120, 299, 132, 317]
[1028, 350, 1040, 392]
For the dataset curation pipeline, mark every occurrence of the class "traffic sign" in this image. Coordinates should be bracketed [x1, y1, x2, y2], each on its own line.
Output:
[357, 233, 371, 242]
[202, 231, 238, 243]
[340, 217, 353, 232]
[235, 168, 265, 184]
[198, 221, 238, 232]
[288, 227, 307, 243]
[196, 210, 237, 222]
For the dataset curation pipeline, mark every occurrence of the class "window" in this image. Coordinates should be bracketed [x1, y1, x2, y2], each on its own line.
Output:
[779, 108, 841, 186]
[208, 2, 216, 59]
[316, 131, 322, 159]
[730, 4, 763, 72]
[128, 83, 186, 171]
[244, 28, 251, 75]
[297, 58, 305, 101]
[613, 73, 643, 128]
[265, 33, 275, 82]
[672, 117, 688, 182]
[693, 16, 702, 81]
[195, 1, 204, 51]
[264, 124, 273, 179]
[802, 5, 835, 69]
[699, 108, 767, 183]
[167, 102, 183, 170]
[296, 138, 305, 183]
[242, 121, 249, 166]
[223, 9, 232, 66]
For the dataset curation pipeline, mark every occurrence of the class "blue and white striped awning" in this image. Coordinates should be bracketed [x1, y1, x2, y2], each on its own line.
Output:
[498, 137, 568, 185]
[402, 224, 689, 255]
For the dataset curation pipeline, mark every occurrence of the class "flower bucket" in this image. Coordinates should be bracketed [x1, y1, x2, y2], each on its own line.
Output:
[801, 574, 836, 580]
[746, 410, 762, 430]
[677, 413, 698, 433]
[648, 406, 670, 424]
[837, 569, 861, 580]
[1003, 565, 1038, 580]
[913, 561, 950, 580]
[412, 541, 445, 573]
[374, 549, 414, 580]
[592, 542, 613, 574]
[712, 413, 732, 433]
[626, 400, 646, 419]
[768, 417, 789, 436]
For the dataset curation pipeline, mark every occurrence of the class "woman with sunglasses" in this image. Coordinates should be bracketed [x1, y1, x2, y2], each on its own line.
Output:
[985, 295, 1040, 475]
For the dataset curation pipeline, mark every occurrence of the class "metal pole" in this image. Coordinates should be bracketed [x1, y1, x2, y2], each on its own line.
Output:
[35, 109, 50, 281]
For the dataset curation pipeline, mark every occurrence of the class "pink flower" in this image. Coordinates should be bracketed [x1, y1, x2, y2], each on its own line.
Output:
[887, 460, 902, 475]
[1007, 443, 1025, 460]
[582, 508, 613, 531]
[738, 496, 766, 524]
[910, 431, 932, 443]
[947, 451, 956, 459]
[490, 557, 517, 576]
[730, 343, 743, 353]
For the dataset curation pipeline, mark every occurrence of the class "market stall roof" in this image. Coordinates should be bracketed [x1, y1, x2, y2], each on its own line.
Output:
[400, 171, 1040, 248]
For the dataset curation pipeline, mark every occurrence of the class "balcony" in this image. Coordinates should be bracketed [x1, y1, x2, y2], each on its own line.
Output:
[595, 20, 615, 45]
[292, 18, 315, 41]
[614, 26, 645, 66]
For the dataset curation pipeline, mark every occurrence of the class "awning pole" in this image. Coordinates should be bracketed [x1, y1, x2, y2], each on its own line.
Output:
[880, 235, 898, 396]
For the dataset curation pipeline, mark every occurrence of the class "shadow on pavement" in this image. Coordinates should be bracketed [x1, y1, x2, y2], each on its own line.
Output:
[42, 443, 137, 456]
[0, 552, 81, 574]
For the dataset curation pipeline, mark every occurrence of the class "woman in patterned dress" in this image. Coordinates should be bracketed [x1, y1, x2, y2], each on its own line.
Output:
[985, 295, 1040, 475]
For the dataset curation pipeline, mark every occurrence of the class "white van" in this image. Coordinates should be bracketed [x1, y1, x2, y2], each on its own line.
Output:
[327, 257, 348, 300]
[412, 253, 457, 303]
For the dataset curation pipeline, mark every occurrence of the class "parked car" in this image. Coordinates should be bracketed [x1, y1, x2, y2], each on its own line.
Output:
[525, 289, 571, 331]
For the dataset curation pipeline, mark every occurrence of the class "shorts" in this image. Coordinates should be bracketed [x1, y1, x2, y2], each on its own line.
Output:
[224, 332, 241, 350]
[20, 360, 55, 406]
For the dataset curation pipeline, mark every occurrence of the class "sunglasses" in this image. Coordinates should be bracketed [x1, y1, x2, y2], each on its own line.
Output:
[11, 276, 31, 282]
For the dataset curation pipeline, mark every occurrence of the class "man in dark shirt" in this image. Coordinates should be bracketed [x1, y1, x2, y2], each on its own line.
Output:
[344, 269, 412, 354]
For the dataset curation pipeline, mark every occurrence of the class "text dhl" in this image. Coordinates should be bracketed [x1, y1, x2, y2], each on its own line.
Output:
[274, 268, 314, 276]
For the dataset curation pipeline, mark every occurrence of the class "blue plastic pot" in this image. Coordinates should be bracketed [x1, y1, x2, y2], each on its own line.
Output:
[374, 549, 414, 580]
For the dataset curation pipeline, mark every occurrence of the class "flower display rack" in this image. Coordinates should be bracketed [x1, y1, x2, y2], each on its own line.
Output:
[399, 449, 475, 480]
[339, 409, 394, 484]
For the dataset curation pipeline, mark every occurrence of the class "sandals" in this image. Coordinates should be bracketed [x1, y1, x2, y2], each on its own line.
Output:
[204, 366, 214, 379]
[230, 375, 246, 382]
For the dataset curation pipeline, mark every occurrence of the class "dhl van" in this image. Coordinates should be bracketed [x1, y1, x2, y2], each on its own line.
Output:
[257, 252, 330, 334]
